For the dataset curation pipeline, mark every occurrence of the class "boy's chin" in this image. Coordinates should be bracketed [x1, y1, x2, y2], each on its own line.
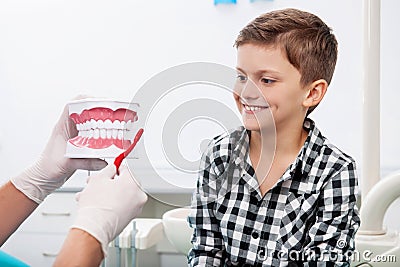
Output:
[243, 123, 261, 131]
[243, 121, 275, 133]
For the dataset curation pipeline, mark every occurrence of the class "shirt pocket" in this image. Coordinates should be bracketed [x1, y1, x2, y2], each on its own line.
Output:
[281, 191, 305, 227]
[276, 191, 309, 251]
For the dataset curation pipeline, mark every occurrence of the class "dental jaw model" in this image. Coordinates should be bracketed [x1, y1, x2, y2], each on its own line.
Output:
[65, 99, 139, 159]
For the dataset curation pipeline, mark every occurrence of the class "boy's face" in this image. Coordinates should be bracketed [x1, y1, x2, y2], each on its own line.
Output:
[234, 43, 308, 132]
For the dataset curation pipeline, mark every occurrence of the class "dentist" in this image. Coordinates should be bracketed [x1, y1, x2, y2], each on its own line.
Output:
[0, 100, 148, 266]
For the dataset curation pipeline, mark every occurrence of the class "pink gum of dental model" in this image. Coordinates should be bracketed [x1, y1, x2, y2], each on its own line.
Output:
[69, 107, 138, 150]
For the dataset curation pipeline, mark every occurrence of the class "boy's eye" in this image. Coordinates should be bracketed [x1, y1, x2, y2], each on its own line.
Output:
[236, 74, 247, 82]
[261, 78, 275, 84]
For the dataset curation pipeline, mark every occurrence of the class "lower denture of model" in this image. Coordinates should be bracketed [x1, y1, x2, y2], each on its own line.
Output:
[68, 108, 138, 149]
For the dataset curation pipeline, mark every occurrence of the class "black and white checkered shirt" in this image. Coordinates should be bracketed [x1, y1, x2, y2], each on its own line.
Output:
[188, 118, 360, 267]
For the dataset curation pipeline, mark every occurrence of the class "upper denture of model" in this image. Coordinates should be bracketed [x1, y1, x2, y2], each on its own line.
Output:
[69, 107, 137, 149]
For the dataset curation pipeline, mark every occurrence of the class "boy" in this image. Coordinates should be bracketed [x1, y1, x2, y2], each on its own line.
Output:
[188, 8, 360, 267]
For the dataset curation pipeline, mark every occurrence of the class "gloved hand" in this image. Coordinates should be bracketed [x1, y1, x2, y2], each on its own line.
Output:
[71, 164, 148, 256]
[10, 97, 107, 204]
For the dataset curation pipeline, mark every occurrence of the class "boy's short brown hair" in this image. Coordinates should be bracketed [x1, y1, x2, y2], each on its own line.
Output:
[234, 8, 338, 114]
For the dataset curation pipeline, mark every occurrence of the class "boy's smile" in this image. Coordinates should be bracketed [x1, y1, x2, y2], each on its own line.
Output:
[234, 43, 308, 132]
[242, 103, 269, 113]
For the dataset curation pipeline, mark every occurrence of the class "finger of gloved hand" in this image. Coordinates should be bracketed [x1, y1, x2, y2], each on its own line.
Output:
[117, 166, 148, 204]
[120, 165, 142, 188]
[56, 95, 95, 141]
[118, 165, 143, 187]
[85, 164, 116, 184]
[49, 103, 76, 142]
[69, 158, 108, 172]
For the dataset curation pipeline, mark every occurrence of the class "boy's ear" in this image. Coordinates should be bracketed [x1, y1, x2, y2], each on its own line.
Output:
[303, 79, 328, 108]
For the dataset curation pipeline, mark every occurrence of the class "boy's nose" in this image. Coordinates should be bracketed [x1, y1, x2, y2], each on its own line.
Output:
[240, 79, 261, 100]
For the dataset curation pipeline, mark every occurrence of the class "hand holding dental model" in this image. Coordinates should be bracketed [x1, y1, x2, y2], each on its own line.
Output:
[0, 97, 147, 266]
[10, 97, 108, 204]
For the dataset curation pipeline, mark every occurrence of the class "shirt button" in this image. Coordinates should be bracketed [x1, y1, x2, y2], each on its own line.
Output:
[251, 231, 259, 239]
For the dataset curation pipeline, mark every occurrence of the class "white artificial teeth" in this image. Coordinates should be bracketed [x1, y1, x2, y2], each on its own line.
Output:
[90, 119, 96, 129]
[75, 118, 138, 140]
[93, 129, 100, 139]
[106, 129, 112, 139]
[117, 130, 123, 140]
[113, 120, 121, 130]
[100, 129, 106, 139]
[112, 129, 118, 139]
[97, 120, 104, 129]
[104, 119, 112, 129]
[126, 120, 132, 131]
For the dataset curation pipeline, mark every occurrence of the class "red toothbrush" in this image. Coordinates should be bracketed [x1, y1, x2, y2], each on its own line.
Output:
[114, 128, 144, 175]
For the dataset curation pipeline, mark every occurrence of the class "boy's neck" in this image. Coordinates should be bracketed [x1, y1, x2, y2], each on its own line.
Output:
[249, 119, 308, 183]
[250, 119, 308, 158]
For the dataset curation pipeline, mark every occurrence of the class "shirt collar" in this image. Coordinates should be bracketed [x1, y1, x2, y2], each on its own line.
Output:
[231, 118, 324, 184]
[296, 118, 324, 179]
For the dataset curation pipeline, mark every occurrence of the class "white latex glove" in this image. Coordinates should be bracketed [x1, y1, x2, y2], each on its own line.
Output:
[11, 97, 107, 203]
[71, 164, 148, 256]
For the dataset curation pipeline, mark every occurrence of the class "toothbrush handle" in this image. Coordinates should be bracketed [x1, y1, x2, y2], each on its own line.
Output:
[114, 128, 144, 175]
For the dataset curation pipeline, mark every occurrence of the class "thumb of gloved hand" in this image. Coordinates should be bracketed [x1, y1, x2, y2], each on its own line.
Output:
[71, 164, 148, 256]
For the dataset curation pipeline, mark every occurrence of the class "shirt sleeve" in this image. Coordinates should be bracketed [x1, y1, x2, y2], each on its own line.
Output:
[302, 161, 361, 267]
[187, 141, 226, 266]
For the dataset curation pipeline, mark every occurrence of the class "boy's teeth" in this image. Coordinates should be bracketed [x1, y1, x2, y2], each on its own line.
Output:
[244, 104, 263, 111]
